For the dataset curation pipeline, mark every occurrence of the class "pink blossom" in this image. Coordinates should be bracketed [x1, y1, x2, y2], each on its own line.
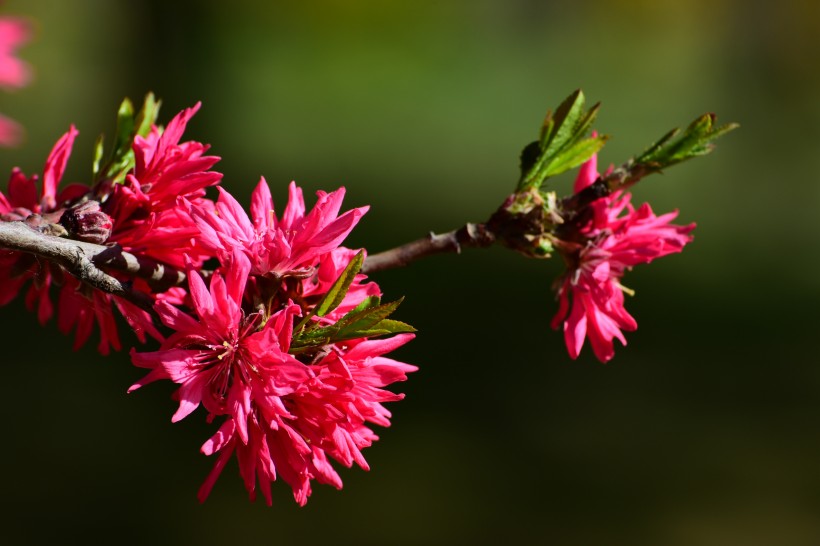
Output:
[130, 252, 311, 427]
[57, 276, 162, 355]
[193, 178, 368, 277]
[552, 155, 695, 362]
[0, 127, 162, 354]
[196, 333, 416, 506]
[105, 103, 222, 269]
[130, 250, 416, 505]
[0, 17, 30, 88]
[0, 16, 30, 146]
[0, 114, 22, 146]
[0, 127, 86, 322]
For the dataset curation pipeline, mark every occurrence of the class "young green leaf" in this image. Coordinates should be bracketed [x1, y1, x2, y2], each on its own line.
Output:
[336, 297, 404, 334]
[518, 89, 606, 191]
[111, 97, 135, 161]
[602, 113, 739, 191]
[636, 113, 739, 169]
[91, 135, 105, 178]
[94, 94, 164, 184]
[290, 295, 414, 354]
[293, 251, 365, 335]
[369, 319, 416, 335]
[315, 250, 364, 317]
[134, 92, 161, 139]
[541, 133, 608, 178]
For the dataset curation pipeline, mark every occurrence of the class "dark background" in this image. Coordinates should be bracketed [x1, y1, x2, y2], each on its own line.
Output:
[2, 1, 819, 544]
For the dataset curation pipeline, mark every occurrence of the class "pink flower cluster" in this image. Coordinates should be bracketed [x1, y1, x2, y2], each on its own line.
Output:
[551, 155, 695, 362]
[0, 103, 416, 505]
[0, 105, 217, 354]
[0, 12, 31, 146]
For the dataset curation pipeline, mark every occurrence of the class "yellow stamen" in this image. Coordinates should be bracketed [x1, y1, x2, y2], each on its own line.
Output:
[616, 281, 636, 297]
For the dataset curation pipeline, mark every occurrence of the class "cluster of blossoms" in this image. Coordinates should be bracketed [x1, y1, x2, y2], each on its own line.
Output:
[0, 100, 416, 505]
[549, 155, 695, 362]
[0, 82, 728, 505]
[0, 8, 30, 146]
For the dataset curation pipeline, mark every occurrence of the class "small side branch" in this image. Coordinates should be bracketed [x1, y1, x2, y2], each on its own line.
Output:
[362, 223, 495, 274]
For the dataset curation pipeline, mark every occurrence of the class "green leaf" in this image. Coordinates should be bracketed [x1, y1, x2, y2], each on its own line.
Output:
[542, 133, 608, 178]
[111, 97, 135, 161]
[603, 113, 738, 191]
[369, 319, 417, 334]
[293, 251, 365, 335]
[134, 92, 161, 139]
[91, 135, 105, 178]
[518, 89, 606, 191]
[94, 93, 164, 184]
[315, 250, 364, 317]
[540, 89, 587, 159]
[289, 296, 413, 354]
[636, 113, 739, 169]
[349, 295, 380, 315]
[337, 298, 404, 334]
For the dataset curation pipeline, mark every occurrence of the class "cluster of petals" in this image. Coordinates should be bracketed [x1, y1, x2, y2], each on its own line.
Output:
[0, 129, 83, 332]
[104, 102, 222, 269]
[0, 127, 164, 353]
[0, 95, 416, 504]
[197, 333, 416, 506]
[0, 14, 30, 146]
[552, 155, 695, 362]
[193, 178, 368, 278]
[0, 102, 219, 354]
[130, 250, 416, 505]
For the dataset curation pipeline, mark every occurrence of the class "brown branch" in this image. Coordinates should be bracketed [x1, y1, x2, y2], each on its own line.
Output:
[0, 221, 185, 313]
[91, 245, 186, 290]
[362, 223, 496, 274]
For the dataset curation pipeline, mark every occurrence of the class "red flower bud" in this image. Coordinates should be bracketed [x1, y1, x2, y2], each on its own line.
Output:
[59, 200, 113, 244]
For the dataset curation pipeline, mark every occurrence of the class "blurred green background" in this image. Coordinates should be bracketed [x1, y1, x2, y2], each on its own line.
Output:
[2, 0, 819, 544]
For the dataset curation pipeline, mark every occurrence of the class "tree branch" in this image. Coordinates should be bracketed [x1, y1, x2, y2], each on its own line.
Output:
[1, 216, 498, 294]
[0, 221, 185, 313]
[362, 223, 496, 274]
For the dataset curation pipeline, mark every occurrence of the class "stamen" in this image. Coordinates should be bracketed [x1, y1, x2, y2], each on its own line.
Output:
[217, 340, 234, 360]
[616, 281, 635, 296]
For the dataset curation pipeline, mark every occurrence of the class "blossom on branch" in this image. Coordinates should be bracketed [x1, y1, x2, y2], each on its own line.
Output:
[104, 102, 222, 269]
[551, 154, 695, 362]
[193, 178, 368, 278]
[0, 88, 732, 505]
[130, 248, 416, 505]
[0, 127, 86, 324]
[197, 333, 416, 506]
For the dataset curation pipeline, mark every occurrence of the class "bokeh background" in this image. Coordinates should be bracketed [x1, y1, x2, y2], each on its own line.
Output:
[1, 1, 819, 544]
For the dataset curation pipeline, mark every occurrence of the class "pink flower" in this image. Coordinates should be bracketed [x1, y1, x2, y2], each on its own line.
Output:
[0, 127, 87, 322]
[130, 250, 417, 505]
[0, 16, 31, 146]
[0, 126, 162, 354]
[130, 252, 311, 427]
[552, 155, 695, 362]
[196, 333, 416, 506]
[193, 178, 368, 277]
[105, 103, 222, 269]
[57, 276, 162, 355]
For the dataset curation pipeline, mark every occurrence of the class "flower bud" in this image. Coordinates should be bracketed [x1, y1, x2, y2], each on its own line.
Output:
[59, 200, 113, 244]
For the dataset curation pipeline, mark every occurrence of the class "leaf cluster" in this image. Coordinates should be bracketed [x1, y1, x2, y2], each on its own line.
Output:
[290, 251, 415, 355]
[518, 89, 608, 191]
[92, 93, 161, 184]
[604, 113, 739, 190]
[635, 113, 738, 171]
